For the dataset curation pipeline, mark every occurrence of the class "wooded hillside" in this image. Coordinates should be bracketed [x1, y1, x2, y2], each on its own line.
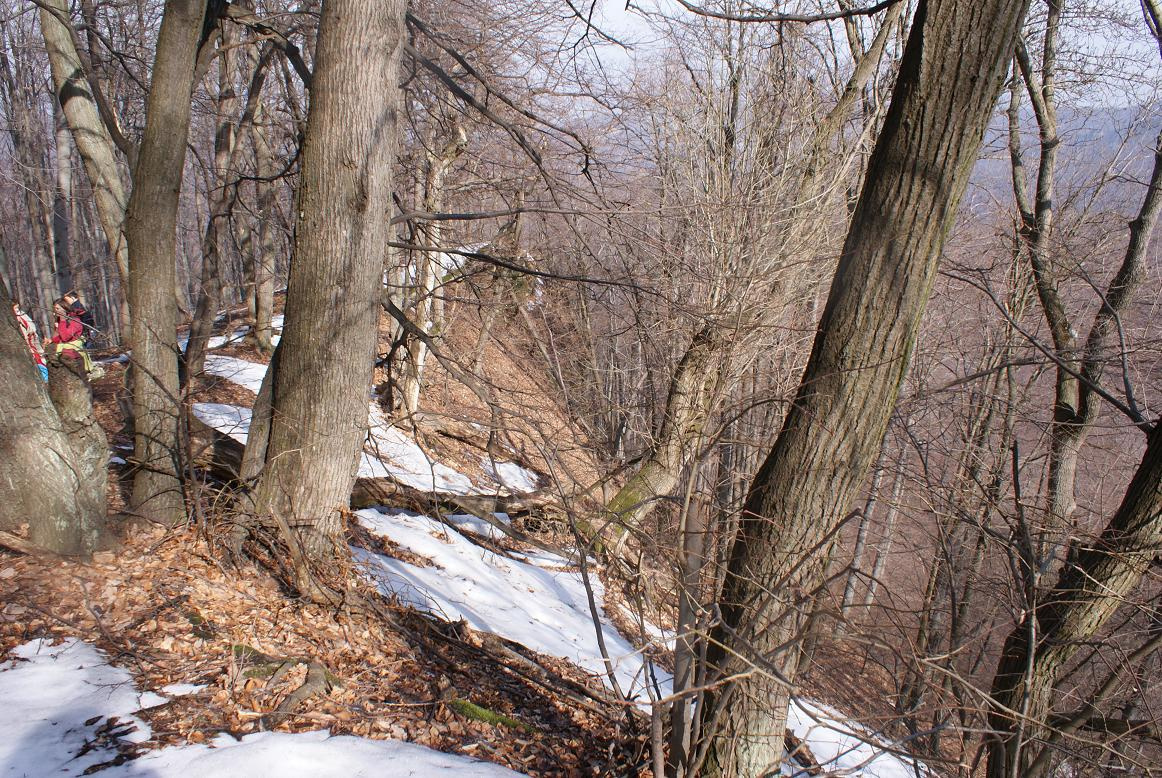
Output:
[1, 0, 1161, 775]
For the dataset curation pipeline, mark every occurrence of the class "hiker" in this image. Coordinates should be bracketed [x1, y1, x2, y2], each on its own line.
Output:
[62, 290, 96, 347]
[12, 300, 48, 382]
[45, 297, 95, 375]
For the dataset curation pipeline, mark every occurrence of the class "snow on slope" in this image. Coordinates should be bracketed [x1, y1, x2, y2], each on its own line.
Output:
[0, 638, 158, 776]
[0, 639, 521, 777]
[187, 351, 928, 776]
[360, 407, 480, 493]
[203, 354, 268, 393]
[355, 508, 668, 703]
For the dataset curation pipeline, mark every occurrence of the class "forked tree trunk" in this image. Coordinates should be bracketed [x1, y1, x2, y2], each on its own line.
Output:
[249, 0, 405, 587]
[124, 0, 209, 525]
[693, 0, 1030, 774]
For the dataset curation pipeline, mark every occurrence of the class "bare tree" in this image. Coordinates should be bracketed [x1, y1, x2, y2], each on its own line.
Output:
[691, 0, 1031, 773]
[245, 0, 406, 598]
[124, 0, 214, 524]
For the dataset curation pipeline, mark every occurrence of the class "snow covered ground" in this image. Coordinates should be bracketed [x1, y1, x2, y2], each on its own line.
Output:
[190, 351, 929, 776]
[356, 508, 669, 703]
[0, 639, 521, 777]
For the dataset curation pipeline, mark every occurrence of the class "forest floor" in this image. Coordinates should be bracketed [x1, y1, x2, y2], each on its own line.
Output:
[0, 300, 925, 777]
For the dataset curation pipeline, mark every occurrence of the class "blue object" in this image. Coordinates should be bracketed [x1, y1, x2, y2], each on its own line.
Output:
[37, 364, 48, 382]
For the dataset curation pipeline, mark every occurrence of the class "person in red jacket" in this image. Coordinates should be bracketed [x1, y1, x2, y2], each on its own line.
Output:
[12, 300, 48, 382]
[45, 297, 92, 372]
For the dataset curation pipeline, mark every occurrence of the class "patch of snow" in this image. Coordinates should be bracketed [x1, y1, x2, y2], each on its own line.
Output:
[0, 639, 523, 777]
[271, 314, 285, 329]
[617, 606, 676, 652]
[355, 508, 669, 704]
[0, 638, 160, 775]
[481, 458, 540, 494]
[361, 409, 478, 495]
[192, 403, 252, 444]
[787, 699, 930, 777]
[203, 354, 267, 393]
[109, 455, 127, 465]
[159, 683, 206, 696]
[445, 512, 512, 540]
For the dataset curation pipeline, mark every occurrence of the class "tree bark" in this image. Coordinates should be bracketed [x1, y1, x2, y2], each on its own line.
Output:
[249, 0, 405, 584]
[244, 92, 278, 355]
[0, 279, 105, 555]
[693, 1, 1030, 774]
[39, 0, 132, 334]
[402, 124, 467, 415]
[987, 420, 1162, 778]
[124, 0, 208, 525]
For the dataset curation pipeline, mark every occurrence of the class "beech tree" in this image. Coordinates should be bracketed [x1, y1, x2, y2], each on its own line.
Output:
[690, 0, 1031, 773]
[124, 0, 214, 524]
[244, 0, 406, 598]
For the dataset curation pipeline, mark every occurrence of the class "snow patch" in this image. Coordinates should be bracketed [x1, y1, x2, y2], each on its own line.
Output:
[203, 354, 267, 393]
[445, 512, 512, 540]
[481, 458, 540, 493]
[361, 409, 478, 494]
[355, 508, 669, 704]
[0, 639, 523, 777]
[192, 403, 252, 444]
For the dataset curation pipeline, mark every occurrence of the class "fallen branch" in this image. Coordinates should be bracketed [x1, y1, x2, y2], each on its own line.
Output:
[445, 695, 534, 732]
[0, 530, 55, 557]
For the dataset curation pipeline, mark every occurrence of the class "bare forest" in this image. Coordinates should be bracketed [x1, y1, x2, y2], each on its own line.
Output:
[1, 0, 1161, 775]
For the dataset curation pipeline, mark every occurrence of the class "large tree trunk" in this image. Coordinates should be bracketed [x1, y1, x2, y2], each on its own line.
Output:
[39, 0, 132, 334]
[248, 0, 405, 589]
[124, 0, 209, 525]
[0, 280, 106, 555]
[692, 1, 1030, 774]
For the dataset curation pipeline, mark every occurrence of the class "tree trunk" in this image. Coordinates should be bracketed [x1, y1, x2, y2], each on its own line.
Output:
[124, 0, 208, 525]
[52, 106, 74, 295]
[402, 125, 467, 415]
[184, 18, 244, 379]
[39, 0, 132, 334]
[693, 0, 1030, 773]
[249, 0, 405, 588]
[987, 421, 1162, 778]
[244, 99, 277, 355]
[0, 279, 105, 555]
[604, 324, 718, 552]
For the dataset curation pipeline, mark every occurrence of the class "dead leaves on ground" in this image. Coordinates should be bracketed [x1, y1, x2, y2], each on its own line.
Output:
[0, 522, 651, 776]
